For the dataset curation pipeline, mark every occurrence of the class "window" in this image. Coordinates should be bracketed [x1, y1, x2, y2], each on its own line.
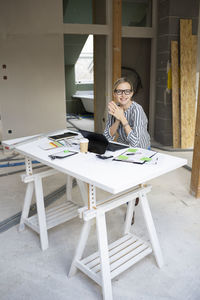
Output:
[75, 35, 94, 84]
[122, 0, 152, 27]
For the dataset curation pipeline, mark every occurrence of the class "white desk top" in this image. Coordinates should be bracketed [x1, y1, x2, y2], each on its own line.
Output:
[2, 134, 187, 195]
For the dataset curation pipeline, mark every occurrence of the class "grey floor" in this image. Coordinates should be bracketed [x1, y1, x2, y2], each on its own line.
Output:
[0, 119, 200, 300]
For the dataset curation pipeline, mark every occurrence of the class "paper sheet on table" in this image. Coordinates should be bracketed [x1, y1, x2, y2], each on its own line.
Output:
[113, 148, 157, 164]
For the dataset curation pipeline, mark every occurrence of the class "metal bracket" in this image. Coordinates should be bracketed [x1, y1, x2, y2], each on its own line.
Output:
[25, 157, 32, 175]
[88, 184, 96, 209]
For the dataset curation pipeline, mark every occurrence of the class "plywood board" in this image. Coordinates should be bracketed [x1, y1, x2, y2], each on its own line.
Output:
[171, 41, 180, 148]
[180, 19, 197, 148]
[190, 75, 200, 197]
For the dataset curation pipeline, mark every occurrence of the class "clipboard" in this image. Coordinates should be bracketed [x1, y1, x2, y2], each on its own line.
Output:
[48, 150, 78, 160]
[113, 148, 157, 164]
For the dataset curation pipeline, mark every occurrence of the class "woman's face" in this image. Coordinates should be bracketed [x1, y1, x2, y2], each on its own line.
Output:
[114, 82, 133, 108]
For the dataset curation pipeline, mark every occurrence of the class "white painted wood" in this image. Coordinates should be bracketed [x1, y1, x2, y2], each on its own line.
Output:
[24, 202, 79, 231]
[24, 219, 40, 234]
[68, 220, 92, 277]
[83, 185, 151, 221]
[96, 210, 113, 300]
[139, 191, 164, 268]
[87, 237, 142, 272]
[19, 182, 34, 232]
[123, 199, 135, 234]
[110, 247, 152, 279]
[2, 134, 40, 150]
[81, 234, 133, 265]
[34, 176, 48, 251]
[4, 132, 187, 297]
[21, 169, 58, 183]
[109, 242, 150, 273]
[77, 233, 152, 283]
[66, 175, 73, 202]
[25, 157, 33, 175]
[76, 179, 88, 206]
[75, 260, 101, 285]
[13, 138, 187, 194]
[89, 184, 96, 209]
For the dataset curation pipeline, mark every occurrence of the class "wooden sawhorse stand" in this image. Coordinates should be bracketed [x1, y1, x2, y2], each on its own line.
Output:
[19, 157, 87, 250]
[69, 184, 164, 300]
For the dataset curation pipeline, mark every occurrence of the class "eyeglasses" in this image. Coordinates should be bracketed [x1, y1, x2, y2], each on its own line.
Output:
[114, 89, 133, 95]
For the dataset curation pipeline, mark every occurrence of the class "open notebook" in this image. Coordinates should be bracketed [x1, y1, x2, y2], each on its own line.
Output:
[113, 148, 157, 164]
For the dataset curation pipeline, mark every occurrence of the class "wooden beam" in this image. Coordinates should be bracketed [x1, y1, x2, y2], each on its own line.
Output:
[190, 75, 200, 198]
[180, 19, 197, 148]
[112, 0, 122, 85]
[122, 26, 155, 38]
[63, 24, 110, 35]
[171, 41, 180, 148]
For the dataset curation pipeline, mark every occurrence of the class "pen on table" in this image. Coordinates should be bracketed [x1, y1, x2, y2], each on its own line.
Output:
[126, 152, 142, 156]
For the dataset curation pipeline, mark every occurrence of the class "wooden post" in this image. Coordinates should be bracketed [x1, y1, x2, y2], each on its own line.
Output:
[180, 19, 197, 148]
[113, 0, 122, 85]
[171, 41, 181, 148]
[190, 75, 200, 198]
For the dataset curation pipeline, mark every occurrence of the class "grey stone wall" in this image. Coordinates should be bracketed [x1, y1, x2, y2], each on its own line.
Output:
[155, 0, 199, 145]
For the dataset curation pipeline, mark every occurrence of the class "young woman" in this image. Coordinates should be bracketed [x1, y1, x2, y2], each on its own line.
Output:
[104, 77, 150, 149]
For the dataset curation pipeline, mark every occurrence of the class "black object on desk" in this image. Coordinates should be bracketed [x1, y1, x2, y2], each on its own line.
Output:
[96, 154, 113, 160]
[48, 132, 78, 141]
[49, 150, 77, 160]
[79, 129, 128, 154]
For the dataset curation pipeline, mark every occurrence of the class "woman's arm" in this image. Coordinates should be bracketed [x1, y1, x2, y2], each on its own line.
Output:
[109, 119, 120, 137]
[126, 105, 150, 148]
[108, 101, 132, 137]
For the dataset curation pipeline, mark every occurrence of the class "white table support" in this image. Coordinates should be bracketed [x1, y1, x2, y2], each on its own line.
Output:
[19, 159, 81, 251]
[69, 184, 164, 300]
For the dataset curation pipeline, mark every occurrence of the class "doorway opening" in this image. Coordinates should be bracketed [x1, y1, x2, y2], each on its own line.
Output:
[64, 34, 94, 131]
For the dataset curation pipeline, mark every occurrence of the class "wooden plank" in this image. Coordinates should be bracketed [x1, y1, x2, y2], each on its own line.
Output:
[190, 75, 200, 198]
[171, 41, 180, 148]
[113, 0, 122, 85]
[180, 19, 197, 148]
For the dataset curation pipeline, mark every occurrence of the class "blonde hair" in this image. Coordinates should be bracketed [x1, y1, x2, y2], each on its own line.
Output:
[113, 77, 134, 92]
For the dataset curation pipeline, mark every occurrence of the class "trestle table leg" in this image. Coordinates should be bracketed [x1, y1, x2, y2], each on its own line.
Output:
[19, 181, 34, 231]
[34, 176, 48, 251]
[68, 220, 92, 277]
[96, 210, 113, 300]
[76, 179, 88, 206]
[139, 192, 164, 268]
[66, 175, 73, 202]
[123, 199, 135, 235]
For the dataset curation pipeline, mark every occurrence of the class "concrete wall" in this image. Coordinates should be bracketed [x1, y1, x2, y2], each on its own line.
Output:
[94, 35, 106, 133]
[0, 0, 66, 140]
[122, 38, 151, 118]
[155, 0, 199, 145]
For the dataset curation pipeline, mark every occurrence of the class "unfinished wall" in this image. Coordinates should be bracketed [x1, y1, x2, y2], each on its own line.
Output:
[155, 0, 199, 145]
[122, 38, 151, 118]
[0, 0, 66, 140]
